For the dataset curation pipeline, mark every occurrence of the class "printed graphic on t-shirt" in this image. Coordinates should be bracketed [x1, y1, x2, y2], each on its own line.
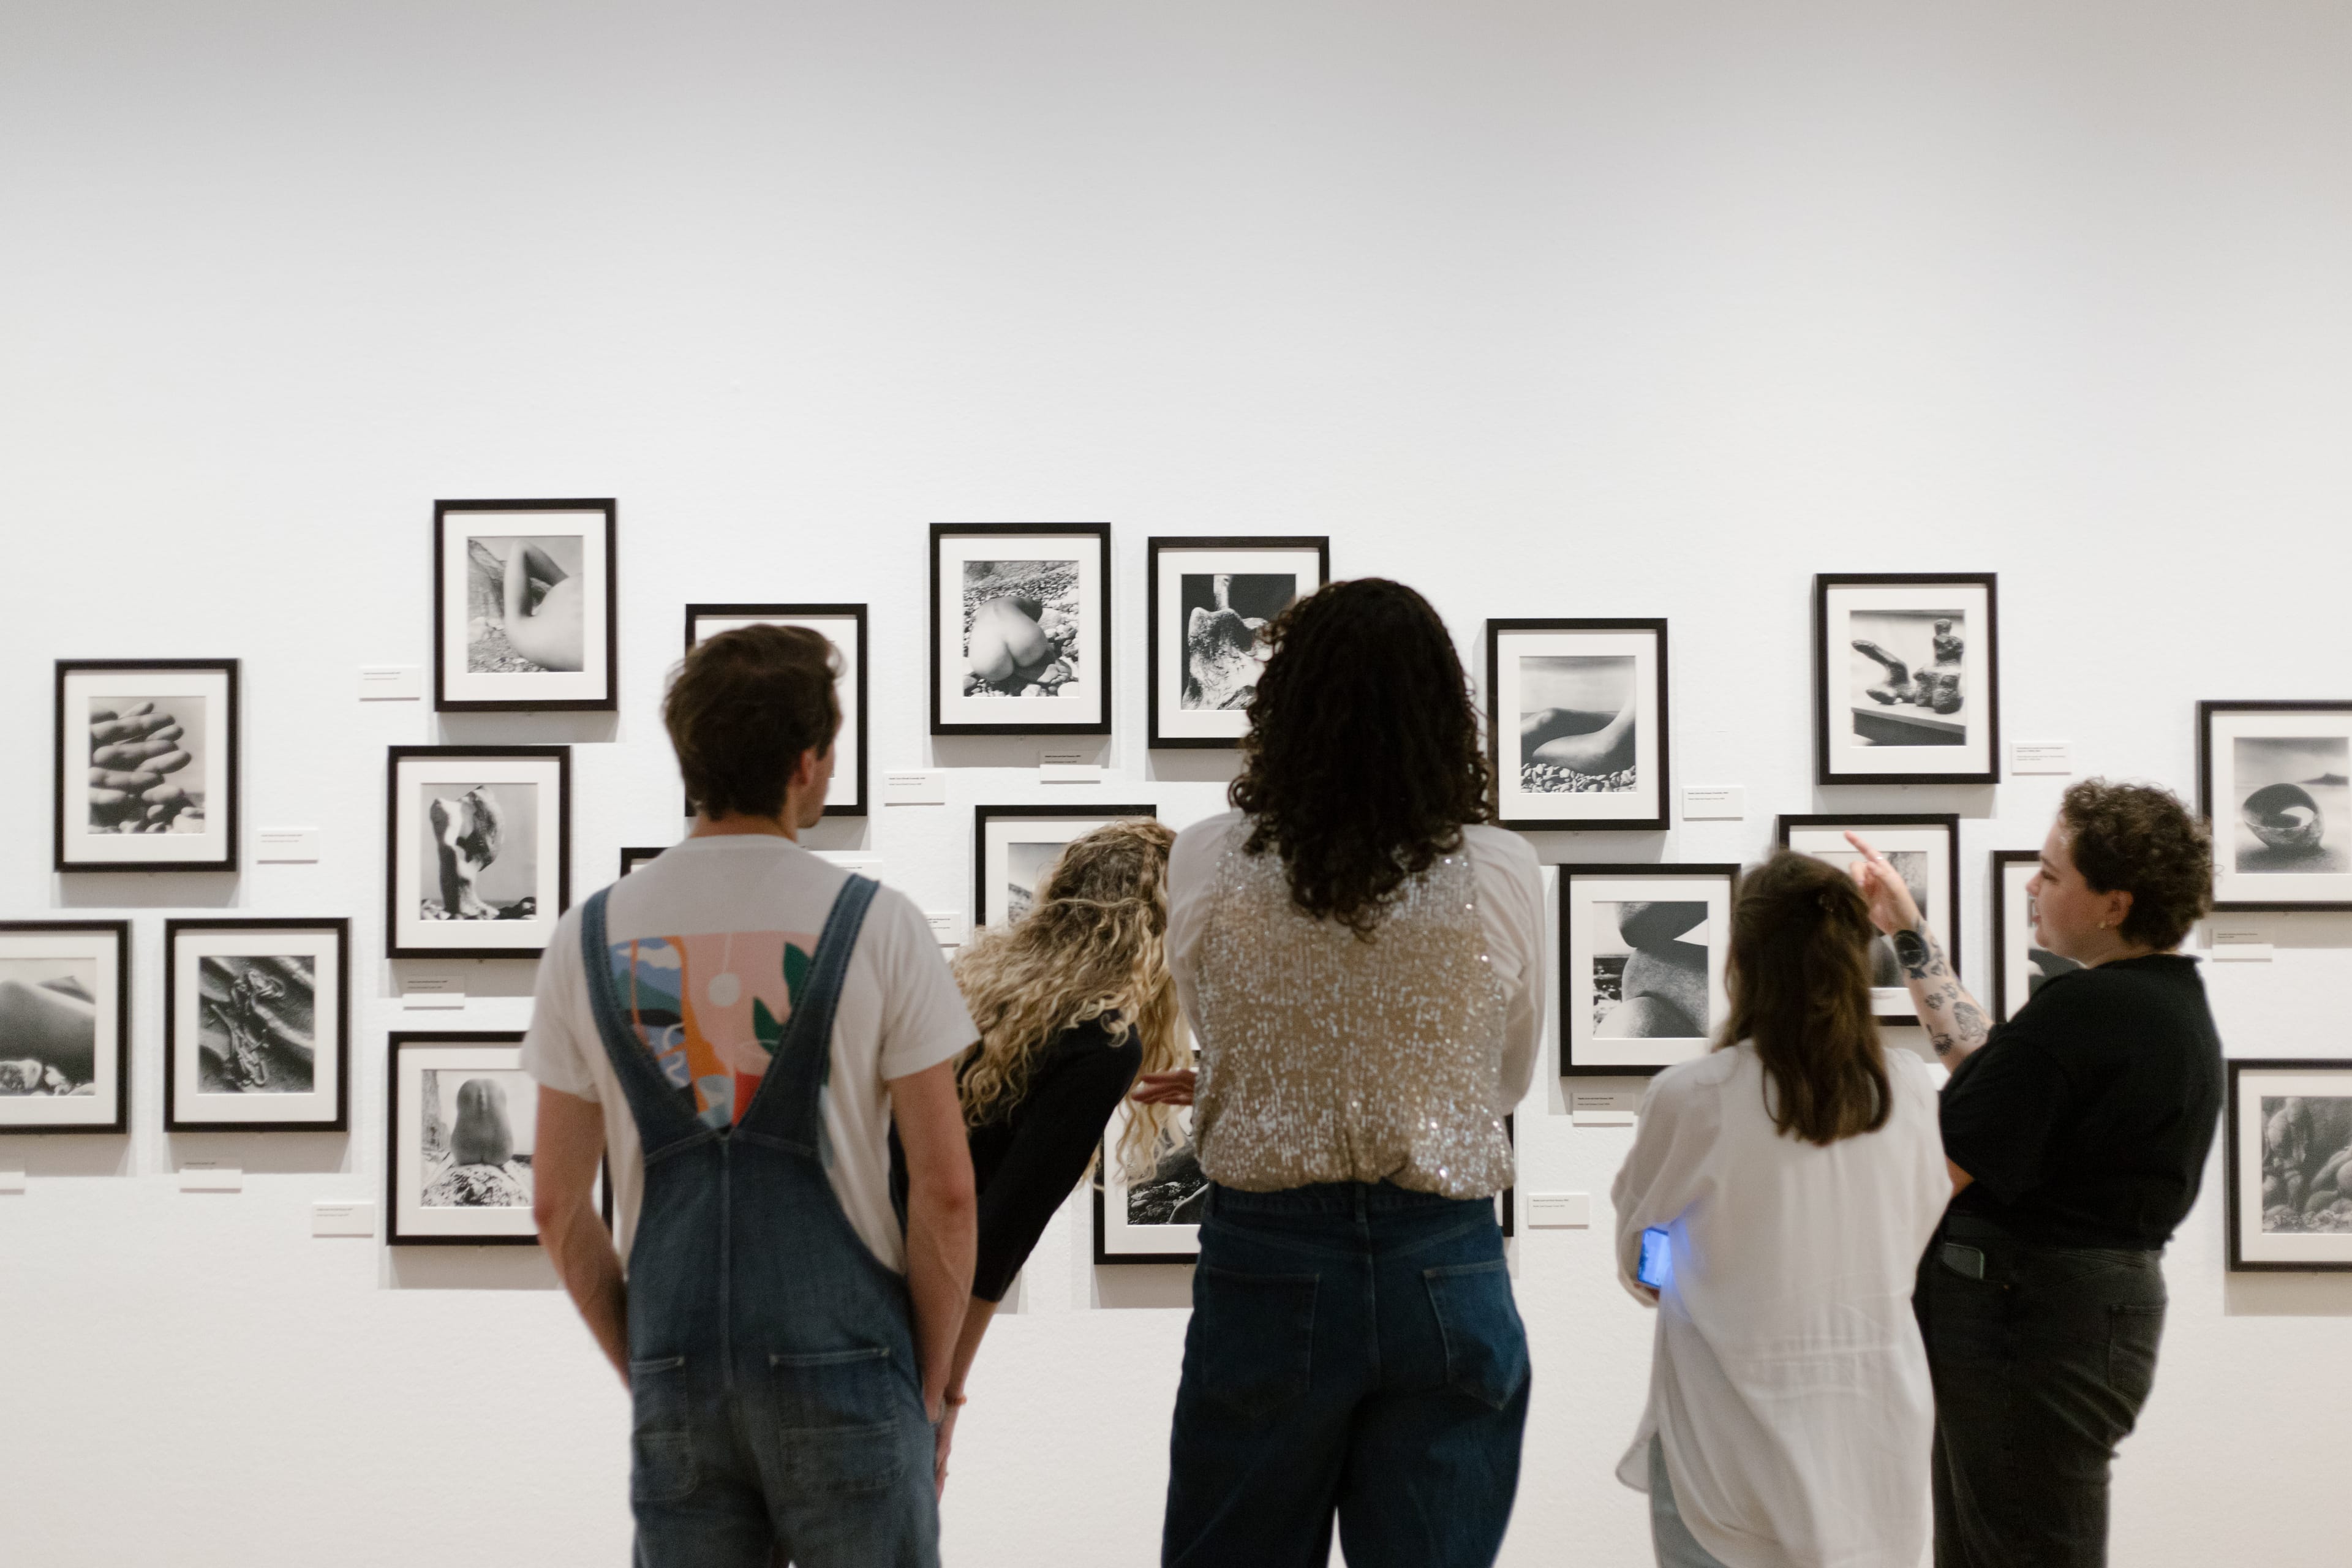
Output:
[605, 932, 817, 1129]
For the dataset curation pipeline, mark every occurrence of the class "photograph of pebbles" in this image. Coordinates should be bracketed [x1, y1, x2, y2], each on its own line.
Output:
[1486, 619, 1668, 832]
[932, 524, 1110, 736]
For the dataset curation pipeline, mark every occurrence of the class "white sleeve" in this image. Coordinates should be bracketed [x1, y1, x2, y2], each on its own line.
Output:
[1470, 827, 1547, 1109]
[1166, 814, 1239, 1039]
[1608, 1067, 1720, 1300]
[872, 890, 979, 1082]
[521, 908, 600, 1101]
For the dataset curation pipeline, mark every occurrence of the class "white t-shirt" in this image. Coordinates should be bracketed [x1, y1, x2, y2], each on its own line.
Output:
[1166, 812, 1548, 1111]
[521, 835, 976, 1272]
[1611, 1042, 1950, 1568]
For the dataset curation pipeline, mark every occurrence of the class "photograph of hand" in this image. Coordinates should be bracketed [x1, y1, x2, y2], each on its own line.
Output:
[86, 699, 205, 834]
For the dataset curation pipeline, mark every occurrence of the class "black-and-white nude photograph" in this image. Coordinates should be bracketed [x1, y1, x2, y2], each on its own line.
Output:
[1518, 655, 1637, 793]
[2261, 1095, 2352, 1235]
[0, 956, 99, 1098]
[466, 534, 585, 674]
[2233, 736, 2350, 875]
[963, 559, 1080, 696]
[419, 1068, 536, 1208]
[1126, 1118, 1208, 1227]
[86, 695, 206, 835]
[417, 782, 540, 922]
[1845, 608, 1966, 747]
[196, 956, 314, 1095]
[1180, 572, 1294, 710]
[1590, 901, 1709, 1039]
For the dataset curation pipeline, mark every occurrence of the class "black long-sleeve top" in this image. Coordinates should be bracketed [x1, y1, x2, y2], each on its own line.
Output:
[965, 1017, 1142, 1301]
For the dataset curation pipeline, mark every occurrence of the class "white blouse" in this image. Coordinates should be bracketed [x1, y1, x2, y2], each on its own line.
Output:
[1611, 1042, 1949, 1568]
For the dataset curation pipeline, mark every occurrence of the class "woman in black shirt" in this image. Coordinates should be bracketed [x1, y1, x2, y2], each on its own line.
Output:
[1848, 779, 2221, 1568]
[932, 820, 1181, 1485]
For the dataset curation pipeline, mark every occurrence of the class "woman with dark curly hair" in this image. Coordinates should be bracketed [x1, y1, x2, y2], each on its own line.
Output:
[1846, 780, 2223, 1568]
[1133, 578, 1545, 1568]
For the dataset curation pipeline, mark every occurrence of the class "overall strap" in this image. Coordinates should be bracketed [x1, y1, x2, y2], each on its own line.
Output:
[735, 875, 880, 1150]
[578, 886, 715, 1159]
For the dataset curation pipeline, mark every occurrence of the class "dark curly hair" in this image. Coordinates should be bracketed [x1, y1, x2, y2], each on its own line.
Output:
[2060, 778, 2212, 951]
[1229, 578, 1494, 935]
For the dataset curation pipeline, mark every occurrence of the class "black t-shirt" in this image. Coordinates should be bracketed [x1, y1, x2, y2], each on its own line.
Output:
[1942, 954, 2223, 1250]
[965, 1017, 1142, 1302]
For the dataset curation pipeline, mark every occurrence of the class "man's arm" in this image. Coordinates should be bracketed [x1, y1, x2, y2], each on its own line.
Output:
[532, 1085, 627, 1384]
[889, 1057, 978, 1417]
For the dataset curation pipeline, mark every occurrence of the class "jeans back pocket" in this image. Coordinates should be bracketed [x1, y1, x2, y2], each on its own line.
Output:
[628, 1355, 698, 1505]
[769, 1346, 911, 1496]
[1424, 1260, 1530, 1411]
[1186, 1264, 1319, 1424]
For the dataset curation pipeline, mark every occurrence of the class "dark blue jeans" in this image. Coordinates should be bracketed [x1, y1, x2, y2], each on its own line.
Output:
[1915, 1216, 2168, 1568]
[1162, 1182, 1530, 1568]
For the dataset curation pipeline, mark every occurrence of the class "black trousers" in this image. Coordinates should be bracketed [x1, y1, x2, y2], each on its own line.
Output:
[1913, 1216, 2167, 1568]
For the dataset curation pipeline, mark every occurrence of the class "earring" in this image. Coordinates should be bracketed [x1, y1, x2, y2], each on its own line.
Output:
[2098, 919, 2109, 930]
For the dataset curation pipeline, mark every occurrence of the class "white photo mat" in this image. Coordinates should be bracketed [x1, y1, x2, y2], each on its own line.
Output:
[2231, 1064, 2352, 1269]
[437, 507, 612, 706]
[688, 610, 862, 812]
[1150, 542, 1324, 743]
[390, 1041, 539, 1243]
[974, 807, 1155, 933]
[0, 926, 126, 1129]
[168, 925, 342, 1127]
[2206, 707, 2352, 908]
[1561, 871, 1732, 1074]
[1783, 823, 1956, 1021]
[1493, 626, 1664, 827]
[389, 752, 567, 956]
[59, 664, 234, 867]
[935, 530, 1107, 730]
[1819, 580, 1993, 780]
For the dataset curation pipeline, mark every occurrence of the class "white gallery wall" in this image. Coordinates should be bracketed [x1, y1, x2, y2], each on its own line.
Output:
[4, 1, 2350, 1562]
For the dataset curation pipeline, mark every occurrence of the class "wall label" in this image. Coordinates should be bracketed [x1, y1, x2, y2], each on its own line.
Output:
[2011, 741, 2071, 774]
[1527, 1193, 1591, 1227]
[312, 1200, 376, 1237]
[883, 769, 948, 805]
[180, 1161, 242, 1193]
[357, 664, 423, 701]
[255, 827, 321, 862]
[1681, 786, 1745, 820]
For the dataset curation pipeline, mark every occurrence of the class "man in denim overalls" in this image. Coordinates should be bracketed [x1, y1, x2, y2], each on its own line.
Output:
[524, 625, 979, 1566]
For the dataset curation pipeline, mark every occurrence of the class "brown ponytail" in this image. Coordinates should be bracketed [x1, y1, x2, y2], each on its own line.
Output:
[1717, 851, 1891, 1146]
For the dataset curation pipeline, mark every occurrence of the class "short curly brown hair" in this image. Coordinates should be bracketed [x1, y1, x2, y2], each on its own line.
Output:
[2059, 778, 2212, 951]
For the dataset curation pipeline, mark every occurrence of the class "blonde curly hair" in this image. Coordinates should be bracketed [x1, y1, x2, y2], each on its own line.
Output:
[953, 819, 1183, 1176]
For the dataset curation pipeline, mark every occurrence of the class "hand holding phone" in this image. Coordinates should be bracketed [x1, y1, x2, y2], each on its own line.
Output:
[1637, 1226, 1672, 1290]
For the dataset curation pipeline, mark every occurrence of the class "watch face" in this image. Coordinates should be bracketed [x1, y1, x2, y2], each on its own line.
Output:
[1892, 928, 1929, 971]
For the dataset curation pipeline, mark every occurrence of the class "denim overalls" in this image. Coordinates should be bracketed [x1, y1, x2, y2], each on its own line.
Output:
[579, 876, 940, 1568]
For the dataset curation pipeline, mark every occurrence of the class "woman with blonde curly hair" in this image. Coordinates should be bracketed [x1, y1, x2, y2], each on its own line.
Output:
[922, 817, 1182, 1478]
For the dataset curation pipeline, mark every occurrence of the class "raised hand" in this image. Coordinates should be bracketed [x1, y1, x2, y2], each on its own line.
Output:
[1843, 831, 1924, 935]
[1130, 1069, 1197, 1107]
[86, 703, 197, 832]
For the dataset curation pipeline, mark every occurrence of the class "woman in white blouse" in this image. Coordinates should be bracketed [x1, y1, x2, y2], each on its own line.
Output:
[1611, 851, 1951, 1568]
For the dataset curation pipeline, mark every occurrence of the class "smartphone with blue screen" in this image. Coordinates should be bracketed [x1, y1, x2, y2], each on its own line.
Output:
[1637, 1226, 1671, 1289]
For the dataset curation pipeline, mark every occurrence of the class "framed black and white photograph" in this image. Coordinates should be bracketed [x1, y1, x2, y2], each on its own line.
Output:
[1990, 849, 2081, 1025]
[434, 499, 617, 712]
[2227, 1060, 2352, 1272]
[55, 659, 238, 872]
[1778, 814, 1960, 1022]
[0, 921, 130, 1134]
[1813, 574, 1998, 785]
[385, 746, 571, 959]
[388, 1033, 542, 1245]
[1146, 537, 1327, 747]
[165, 919, 349, 1132]
[1096, 1044, 1205, 1265]
[974, 804, 1157, 932]
[931, 522, 1110, 735]
[2200, 702, 2352, 910]
[1487, 620, 1668, 831]
[685, 604, 867, 815]
[1559, 865, 1735, 1076]
[619, 846, 666, 878]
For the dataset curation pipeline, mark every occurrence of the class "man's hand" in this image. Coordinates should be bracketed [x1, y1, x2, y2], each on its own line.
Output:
[934, 1400, 960, 1496]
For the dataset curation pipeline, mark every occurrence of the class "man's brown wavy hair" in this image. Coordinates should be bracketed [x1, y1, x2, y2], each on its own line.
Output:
[1229, 578, 1494, 936]
[1719, 851, 1891, 1146]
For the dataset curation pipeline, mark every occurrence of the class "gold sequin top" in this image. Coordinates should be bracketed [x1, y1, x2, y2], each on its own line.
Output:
[1188, 837, 1514, 1198]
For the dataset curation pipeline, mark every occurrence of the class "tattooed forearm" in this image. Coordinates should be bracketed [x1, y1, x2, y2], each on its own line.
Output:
[1891, 925, 1991, 1065]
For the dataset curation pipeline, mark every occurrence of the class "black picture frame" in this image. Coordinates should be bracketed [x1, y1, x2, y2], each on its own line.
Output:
[0, 919, 130, 1135]
[2226, 1058, 2352, 1273]
[684, 603, 869, 816]
[385, 1031, 612, 1246]
[1145, 535, 1329, 748]
[2198, 699, 2352, 912]
[1486, 619, 1671, 832]
[619, 846, 667, 878]
[1812, 573, 1999, 786]
[54, 658, 240, 873]
[433, 498, 619, 713]
[973, 804, 1158, 932]
[931, 522, 1112, 736]
[1776, 813, 1961, 1023]
[1558, 863, 1738, 1076]
[385, 745, 572, 960]
[164, 917, 351, 1133]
